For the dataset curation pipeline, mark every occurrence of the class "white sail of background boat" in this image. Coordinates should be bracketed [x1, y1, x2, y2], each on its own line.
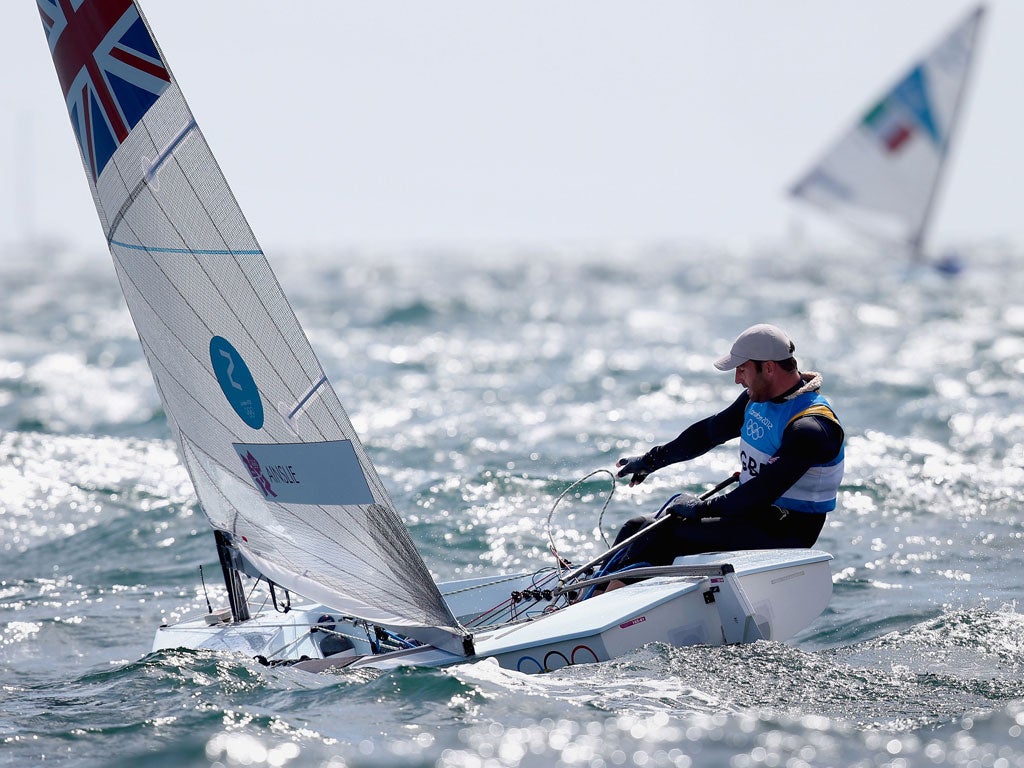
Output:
[789, 5, 985, 267]
[38, 0, 834, 673]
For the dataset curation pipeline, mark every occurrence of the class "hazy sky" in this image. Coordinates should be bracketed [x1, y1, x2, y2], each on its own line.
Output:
[2, 1, 1021, 254]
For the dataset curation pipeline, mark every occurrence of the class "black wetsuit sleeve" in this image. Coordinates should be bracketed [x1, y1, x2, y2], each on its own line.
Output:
[699, 413, 844, 517]
[643, 392, 748, 470]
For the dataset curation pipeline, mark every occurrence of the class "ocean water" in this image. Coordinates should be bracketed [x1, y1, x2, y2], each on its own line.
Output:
[2, 241, 1024, 767]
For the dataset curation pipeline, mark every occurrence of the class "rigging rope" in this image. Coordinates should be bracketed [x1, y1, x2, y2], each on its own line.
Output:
[544, 468, 617, 575]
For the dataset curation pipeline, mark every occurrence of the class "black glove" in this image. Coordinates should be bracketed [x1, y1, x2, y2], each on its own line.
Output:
[664, 496, 701, 521]
[616, 455, 653, 486]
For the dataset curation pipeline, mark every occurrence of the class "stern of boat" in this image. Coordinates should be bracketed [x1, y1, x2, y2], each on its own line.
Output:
[673, 549, 833, 642]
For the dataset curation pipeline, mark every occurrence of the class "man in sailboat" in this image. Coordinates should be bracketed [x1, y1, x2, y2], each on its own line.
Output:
[612, 324, 844, 569]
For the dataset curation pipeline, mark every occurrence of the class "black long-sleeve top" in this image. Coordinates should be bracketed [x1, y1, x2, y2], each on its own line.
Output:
[643, 388, 844, 518]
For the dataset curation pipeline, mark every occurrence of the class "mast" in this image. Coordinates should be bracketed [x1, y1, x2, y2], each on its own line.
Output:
[908, 5, 985, 262]
[214, 530, 250, 622]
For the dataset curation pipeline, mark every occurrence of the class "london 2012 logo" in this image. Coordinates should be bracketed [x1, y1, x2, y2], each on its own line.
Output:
[210, 336, 264, 429]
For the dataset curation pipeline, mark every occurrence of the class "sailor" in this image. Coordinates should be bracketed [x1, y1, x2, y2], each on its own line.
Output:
[611, 324, 844, 570]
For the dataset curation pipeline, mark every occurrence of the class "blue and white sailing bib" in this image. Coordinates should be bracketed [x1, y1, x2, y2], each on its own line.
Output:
[738, 392, 844, 513]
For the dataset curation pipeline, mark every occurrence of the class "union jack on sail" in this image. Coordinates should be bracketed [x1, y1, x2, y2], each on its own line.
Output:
[37, 0, 171, 182]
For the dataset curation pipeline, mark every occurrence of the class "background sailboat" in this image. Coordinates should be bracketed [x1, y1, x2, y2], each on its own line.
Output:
[789, 5, 985, 271]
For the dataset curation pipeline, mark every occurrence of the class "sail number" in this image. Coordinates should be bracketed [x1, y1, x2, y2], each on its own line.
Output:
[210, 336, 264, 429]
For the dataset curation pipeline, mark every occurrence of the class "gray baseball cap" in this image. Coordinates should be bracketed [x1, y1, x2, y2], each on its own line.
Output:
[714, 324, 795, 370]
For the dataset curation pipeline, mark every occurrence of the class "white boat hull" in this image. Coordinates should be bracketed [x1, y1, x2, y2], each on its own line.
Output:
[152, 549, 832, 674]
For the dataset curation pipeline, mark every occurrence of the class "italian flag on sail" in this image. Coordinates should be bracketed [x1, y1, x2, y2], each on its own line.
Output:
[862, 99, 914, 153]
[860, 66, 941, 155]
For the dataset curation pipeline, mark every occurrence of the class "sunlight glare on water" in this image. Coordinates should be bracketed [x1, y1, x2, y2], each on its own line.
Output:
[3, 242, 1024, 767]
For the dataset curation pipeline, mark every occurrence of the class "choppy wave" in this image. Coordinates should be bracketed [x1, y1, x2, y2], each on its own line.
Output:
[3, 242, 1024, 766]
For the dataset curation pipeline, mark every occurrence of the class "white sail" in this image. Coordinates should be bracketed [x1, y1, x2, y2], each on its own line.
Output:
[37, 0, 467, 653]
[789, 5, 985, 259]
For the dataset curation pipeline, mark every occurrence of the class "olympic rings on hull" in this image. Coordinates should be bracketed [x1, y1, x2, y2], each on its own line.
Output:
[514, 644, 601, 673]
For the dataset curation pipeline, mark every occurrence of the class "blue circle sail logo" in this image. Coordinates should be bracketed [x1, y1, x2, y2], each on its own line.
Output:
[210, 336, 264, 430]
